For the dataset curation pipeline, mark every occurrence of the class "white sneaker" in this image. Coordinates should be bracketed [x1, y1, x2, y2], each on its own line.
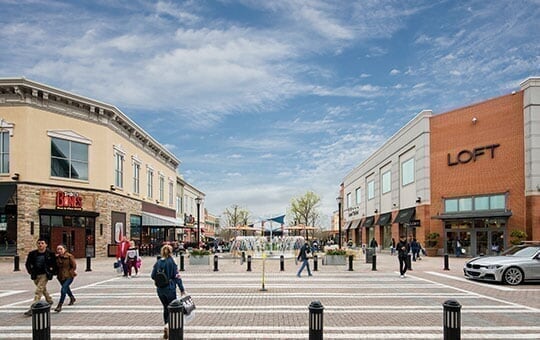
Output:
[400, 275, 404, 278]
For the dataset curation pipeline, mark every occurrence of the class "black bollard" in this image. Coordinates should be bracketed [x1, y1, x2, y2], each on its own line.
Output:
[247, 255, 252, 272]
[308, 300, 324, 340]
[407, 253, 412, 270]
[85, 256, 92, 272]
[443, 299, 461, 340]
[371, 254, 377, 271]
[168, 299, 184, 340]
[313, 255, 318, 272]
[241, 251, 246, 264]
[32, 301, 51, 340]
[280, 255, 285, 272]
[444, 254, 450, 271]
[14, 255, 20, 272]
[213, 255, 219, 272]
[348, 255, 354, 271]
[179, 253, 185, 271]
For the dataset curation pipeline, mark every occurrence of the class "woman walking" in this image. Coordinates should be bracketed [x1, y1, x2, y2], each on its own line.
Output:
[54, 244, 77, 312]
[151, 244, 179, 339]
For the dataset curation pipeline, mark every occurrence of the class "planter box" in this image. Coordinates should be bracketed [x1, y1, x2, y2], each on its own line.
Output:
[189, 255, 210, 265]
[324, 255, 346, 265]
[425, 248, 438, 257]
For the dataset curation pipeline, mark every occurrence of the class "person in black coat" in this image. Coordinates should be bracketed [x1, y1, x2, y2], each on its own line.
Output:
[24, 238, 57, 316]
[396, 235, 410, 278]
[296, 242, 312, 277]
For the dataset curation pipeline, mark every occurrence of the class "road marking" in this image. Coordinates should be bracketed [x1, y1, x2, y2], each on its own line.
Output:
[426, 271, 516, 291]
[0, 290, 25, 298]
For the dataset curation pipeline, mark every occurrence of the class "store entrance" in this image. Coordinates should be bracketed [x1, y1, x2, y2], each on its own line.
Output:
[51, 227, 85, 258]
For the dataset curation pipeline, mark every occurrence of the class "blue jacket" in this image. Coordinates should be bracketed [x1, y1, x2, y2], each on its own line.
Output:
[151, 256, 178, 292]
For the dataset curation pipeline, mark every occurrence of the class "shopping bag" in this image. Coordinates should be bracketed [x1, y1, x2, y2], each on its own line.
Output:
[180, 295, 196, 316]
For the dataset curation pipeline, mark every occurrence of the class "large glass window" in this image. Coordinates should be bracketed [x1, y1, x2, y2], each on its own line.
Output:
[367, 180, 375, 200]
[382, 171, 391, 194]
[114, 153, 124, 188]
[401, 158, 414, 186]
[459, 197, 472, 211]
[490, 195, 505, 209]
[474, 196, 489, 210]
[355, 188, 361, 205]
[51, 137, 88, 180]
[0, 131, 9, 173]
[445, 194, 506, 213]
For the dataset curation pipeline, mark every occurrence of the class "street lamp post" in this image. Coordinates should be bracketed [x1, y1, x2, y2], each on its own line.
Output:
[336, 196, 342, 249]
[195, 197, 202, 248]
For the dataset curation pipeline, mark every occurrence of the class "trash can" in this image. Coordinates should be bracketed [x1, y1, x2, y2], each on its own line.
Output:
[365, 248, 375, 263]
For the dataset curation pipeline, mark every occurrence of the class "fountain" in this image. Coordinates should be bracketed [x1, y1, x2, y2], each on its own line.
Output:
[229, 235, 305, 258]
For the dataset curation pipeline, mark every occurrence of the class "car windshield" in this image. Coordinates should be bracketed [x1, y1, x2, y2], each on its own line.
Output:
[502, 245, 540, 257]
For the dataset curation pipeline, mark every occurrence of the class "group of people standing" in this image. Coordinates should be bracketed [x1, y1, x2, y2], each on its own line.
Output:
[24, 239, 77, 316]
[116, 236, 141, 278]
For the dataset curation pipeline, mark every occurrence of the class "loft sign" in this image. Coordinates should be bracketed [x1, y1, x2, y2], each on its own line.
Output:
[447, 144, 500, 166]
[56, 191, 83, 210]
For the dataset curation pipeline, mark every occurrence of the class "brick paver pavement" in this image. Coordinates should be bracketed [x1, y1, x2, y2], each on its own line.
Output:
[0, 251, 539, 339]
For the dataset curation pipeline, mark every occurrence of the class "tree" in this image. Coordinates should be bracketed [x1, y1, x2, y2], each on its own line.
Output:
[222, 204, 250, 228]
[289, 191, 321, 227]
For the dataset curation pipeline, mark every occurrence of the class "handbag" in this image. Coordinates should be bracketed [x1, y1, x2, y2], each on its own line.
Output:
[180, 295, 196, 316]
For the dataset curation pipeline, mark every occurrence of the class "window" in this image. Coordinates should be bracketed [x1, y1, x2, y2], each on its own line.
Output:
[382, 171, 391, 194]
[133, 162, 140, 194]
[355, 188, 361, 205]
[114, 153, 124, 188]
[346, 193, 351, 208]
[0, 130, 9, 173]
[51, 137, 88, 180]
[147, 168, 154, 198]
[401, 158, 414, 186]
[168, 181, 174, 206]
[159, 175, 165, 202]
[367, 180, 375, 200]
[444, 194, 506, 213]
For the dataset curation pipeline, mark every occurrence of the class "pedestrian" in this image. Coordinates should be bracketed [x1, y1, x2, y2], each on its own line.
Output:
[24, 238, 57, 316]
[296, 241, 312, 277]
[54, 244, 77, 312]
[390, 238, 396, 255]
[411, 238, 420, 261]
[125, 240, 139, 278]
[151, 244, 179, 340]
[396, 235, 410, 278]
[455, 239, 462, 257]
[116, 236, 130, 277]
[369, 237, 378, 249]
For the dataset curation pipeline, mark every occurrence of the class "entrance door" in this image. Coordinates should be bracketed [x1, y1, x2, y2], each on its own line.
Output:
[51, 227, 86, 258]
[476, 231, 488, 256]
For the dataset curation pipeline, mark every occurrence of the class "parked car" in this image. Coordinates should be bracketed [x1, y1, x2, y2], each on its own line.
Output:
[463, 242, 540, 285]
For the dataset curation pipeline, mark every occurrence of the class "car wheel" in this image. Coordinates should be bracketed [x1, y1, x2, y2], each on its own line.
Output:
[503, 267, 524, 285]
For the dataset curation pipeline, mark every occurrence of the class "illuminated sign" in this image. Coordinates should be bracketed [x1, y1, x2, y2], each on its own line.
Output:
[56, 191, 83, 210]
[447, 144, 500, 166]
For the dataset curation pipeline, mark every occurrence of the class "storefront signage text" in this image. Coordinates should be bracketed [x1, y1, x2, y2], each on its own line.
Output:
[56, 191, 83, 210]
[447, 144, 500, 166]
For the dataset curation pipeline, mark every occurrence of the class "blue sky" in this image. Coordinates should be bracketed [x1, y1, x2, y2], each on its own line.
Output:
[1, 0, 539, 227]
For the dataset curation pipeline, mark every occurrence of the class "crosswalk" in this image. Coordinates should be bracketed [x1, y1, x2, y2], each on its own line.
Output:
[1, 270, 539, 339]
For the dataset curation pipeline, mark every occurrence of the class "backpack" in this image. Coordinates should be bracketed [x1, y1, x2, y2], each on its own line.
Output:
[154, 261, 169, 288]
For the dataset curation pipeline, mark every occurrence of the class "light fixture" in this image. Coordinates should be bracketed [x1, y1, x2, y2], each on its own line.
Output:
[336, 196, 343, 249]
[416, 197, 422, 204]
[374, 209, 378, 214]
[195, 197, 203, 247]
[11, 173, 19, 180]
[110, 185, 115, 191]
[472, 117, 478, 124]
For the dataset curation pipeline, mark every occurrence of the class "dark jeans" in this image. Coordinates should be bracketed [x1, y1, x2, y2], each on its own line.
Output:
[120, 258, 128, 276]
[398, 256, 408, 275]
[297, 259, 312, 276]
[58, 278, 74, 304]
[158, 289, 177, 324]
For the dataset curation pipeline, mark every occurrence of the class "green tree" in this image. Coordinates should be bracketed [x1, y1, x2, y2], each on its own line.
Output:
[289, 191, 321, 227]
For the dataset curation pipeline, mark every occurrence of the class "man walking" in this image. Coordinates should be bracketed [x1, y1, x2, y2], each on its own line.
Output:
[396, 235, 410, 278]
[24, 238, 57, 316]
[116, 236, 130, 277]
[296, 241, 312, 277]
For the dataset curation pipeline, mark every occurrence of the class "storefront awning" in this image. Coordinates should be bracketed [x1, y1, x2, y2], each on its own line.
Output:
[0, 184, 16, 210]
[433, 210, 512, 220]
[39, 208, 99, 217]
[351, 219, 362, 229]
[142, 212, 183, 227]
[363, 216, 375, 228]
[375, 212, 392, 226]
[344, 221, 352, 231]
[393, 207, 416, 224]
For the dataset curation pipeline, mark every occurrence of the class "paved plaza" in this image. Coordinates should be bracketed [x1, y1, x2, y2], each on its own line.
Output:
[0, 252, 539, 339]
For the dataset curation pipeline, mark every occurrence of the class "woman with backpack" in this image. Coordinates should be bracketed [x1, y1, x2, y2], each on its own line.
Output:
[151, 244, 179, 339]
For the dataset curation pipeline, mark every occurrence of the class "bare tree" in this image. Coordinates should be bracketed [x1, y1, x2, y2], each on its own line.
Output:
[222, 204, 250, 227]
[289, 191, 321, 227]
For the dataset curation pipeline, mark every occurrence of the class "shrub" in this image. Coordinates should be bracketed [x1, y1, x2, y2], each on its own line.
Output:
[426, 232, 440, 248]
[191, 248, 211, 256]
[325, 249, 347, 256]
[509, 230, 527, 245]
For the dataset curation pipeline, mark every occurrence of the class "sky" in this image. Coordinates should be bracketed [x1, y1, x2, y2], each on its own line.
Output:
[1, 0, 539, 227]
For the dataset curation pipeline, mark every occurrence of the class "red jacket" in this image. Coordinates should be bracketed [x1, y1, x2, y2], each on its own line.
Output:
[116, 240, 130, 259]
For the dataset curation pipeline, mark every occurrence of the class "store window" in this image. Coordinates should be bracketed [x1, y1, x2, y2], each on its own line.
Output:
[51, 137, 89, 180]
[130, 215, 142, 246]
[0, 130, 9, 173]
[444, 194, 507, 213]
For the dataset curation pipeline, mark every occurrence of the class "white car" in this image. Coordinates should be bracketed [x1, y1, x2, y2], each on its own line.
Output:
[463, 242, 540, 285]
